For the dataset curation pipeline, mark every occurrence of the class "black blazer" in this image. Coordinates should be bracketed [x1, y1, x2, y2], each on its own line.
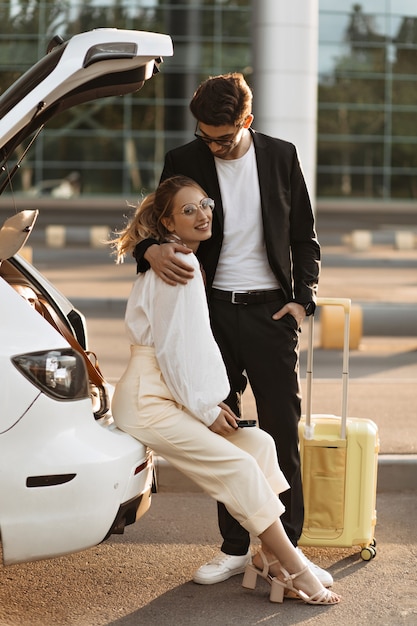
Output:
[159, 129, 320, 305]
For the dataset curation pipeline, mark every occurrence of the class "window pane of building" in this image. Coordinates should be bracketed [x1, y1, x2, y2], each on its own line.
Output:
[318, 1, 417, 199]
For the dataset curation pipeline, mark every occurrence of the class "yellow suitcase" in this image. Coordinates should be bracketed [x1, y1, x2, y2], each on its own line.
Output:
[298, 298, 379, 560]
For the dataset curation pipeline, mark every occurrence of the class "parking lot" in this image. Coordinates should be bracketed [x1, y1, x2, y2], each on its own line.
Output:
[0, 489, 415, 626]
[0, 238, 416, 625]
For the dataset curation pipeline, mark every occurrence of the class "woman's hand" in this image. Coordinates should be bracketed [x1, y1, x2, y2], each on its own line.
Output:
[209, 402, 239, 436]
[144, 243, 194, 285]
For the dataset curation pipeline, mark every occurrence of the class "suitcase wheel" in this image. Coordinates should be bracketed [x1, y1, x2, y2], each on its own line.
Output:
[360, 543, 377, 561]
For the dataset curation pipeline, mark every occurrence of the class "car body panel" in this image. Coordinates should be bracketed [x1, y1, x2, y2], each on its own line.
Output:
[0, 27, 172, 565]
[1, 237, 155, 566]
[1, 393, 153, 565]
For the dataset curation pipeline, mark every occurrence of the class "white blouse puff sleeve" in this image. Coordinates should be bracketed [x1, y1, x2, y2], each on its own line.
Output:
[124, 251, 230, 427]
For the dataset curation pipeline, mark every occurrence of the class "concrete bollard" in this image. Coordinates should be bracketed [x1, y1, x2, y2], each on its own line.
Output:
[46, 225, 66, 247]
[90, 226, 110, 248]
[351, 230, 372, 251]
[395, 231, 415, 250]
[320, 303, 363, 349]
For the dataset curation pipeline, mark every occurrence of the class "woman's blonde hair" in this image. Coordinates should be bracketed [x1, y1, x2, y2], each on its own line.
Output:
[110, 175, 205, 263]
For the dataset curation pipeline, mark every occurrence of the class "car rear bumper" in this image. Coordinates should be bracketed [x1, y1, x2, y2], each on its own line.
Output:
[0, 394, 153, 565]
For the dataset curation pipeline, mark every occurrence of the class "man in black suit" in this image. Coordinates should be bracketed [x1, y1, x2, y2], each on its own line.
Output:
[136, 73, 332, 587]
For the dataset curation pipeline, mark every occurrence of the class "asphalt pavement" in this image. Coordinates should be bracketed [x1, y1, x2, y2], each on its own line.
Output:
[1, 238, 414, 626]
[32, 239, 417, 489]
[0, 490, 415, 626]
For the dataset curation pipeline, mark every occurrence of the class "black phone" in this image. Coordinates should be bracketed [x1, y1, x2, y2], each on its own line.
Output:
[237, 419, 257, 428]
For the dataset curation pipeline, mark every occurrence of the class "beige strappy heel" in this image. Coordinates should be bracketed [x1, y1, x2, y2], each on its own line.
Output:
[242, 550, 281, 601]
[242, 551, 341, 605]
[271, 565, 341, 605]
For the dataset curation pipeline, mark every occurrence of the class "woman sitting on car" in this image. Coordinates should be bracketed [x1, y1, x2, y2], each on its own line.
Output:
[109, 175, 340, 606]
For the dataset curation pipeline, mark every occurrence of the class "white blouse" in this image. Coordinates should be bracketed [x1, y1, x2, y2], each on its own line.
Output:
[124, 251, 230, 426]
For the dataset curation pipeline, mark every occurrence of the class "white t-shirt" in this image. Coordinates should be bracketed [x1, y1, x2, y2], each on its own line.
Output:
[213, 141, 280, 291]
[124, 252, 230, 427]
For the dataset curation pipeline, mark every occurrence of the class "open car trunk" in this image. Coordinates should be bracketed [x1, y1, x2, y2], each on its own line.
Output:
[0, 28, 173, 192]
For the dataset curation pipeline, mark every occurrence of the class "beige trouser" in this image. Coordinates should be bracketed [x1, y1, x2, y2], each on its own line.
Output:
[112, 345, 289, 537]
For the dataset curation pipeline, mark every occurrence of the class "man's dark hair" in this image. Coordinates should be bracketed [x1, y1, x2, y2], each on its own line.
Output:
[190, 72, 252, 127]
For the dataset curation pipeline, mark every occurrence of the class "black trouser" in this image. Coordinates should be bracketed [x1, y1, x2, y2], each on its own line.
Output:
[209, 293, 304, 552]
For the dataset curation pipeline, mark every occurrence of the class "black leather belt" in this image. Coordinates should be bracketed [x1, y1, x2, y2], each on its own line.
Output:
[211, 288, 282, 305]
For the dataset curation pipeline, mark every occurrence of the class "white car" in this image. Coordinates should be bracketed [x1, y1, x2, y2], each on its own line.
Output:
[0, 28, 173, 566]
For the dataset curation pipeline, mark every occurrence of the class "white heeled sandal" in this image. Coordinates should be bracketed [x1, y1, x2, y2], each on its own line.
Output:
[242, 549, 278, 594]
[273, 564, 341, 605]
[242, 550, 341, 605]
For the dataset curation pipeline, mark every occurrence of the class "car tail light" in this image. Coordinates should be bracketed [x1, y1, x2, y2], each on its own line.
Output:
[134, 460, 149, 475]
[12, 349, 89, 400]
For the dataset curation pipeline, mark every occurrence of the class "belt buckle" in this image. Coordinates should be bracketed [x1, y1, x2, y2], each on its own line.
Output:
[231, 291, 245, 304]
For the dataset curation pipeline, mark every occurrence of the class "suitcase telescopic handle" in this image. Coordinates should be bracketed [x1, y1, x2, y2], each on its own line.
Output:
[305, 297, 351, 440]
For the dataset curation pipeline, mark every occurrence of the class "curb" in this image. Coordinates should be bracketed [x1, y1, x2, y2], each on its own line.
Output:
[358, 302, 417, 336]
[73, 297, 417, 336]
[316, 301, 417, 345]
[348, 229, 417, 251]
[377, 454, 417, 492]
[155, 454, 417, 494]
[45, 225, 110, 248]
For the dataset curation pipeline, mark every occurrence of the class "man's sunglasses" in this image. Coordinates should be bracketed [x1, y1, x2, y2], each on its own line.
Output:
[194, 123, 242, 147]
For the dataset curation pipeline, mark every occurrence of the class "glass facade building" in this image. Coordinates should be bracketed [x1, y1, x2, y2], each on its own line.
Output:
[318, 1, 417, 200]
[0, 1, 415, 202]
